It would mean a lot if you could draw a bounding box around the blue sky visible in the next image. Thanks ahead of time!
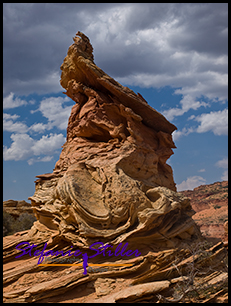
[3,3,228,200]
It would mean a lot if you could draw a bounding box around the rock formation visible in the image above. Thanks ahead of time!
[27,31,197,250]
[3,32,228,303]
[3,200,34,219]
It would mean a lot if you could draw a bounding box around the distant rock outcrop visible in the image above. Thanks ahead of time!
[3,200,34,219]
[3,32,227,303]
[3,200,36,237]
[181,181,228,242]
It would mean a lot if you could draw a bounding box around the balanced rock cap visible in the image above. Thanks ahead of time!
[60,31,177,134]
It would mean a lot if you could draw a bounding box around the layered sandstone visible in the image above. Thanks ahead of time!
[3,32,227,303]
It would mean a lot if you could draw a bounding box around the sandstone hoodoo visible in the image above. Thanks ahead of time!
[3,32,227,303]
[27,31,198,250]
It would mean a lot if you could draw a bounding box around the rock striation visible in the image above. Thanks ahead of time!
[3,32,228,303]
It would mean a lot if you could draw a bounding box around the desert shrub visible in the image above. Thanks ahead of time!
[3,211,36,236]
[3,210,14,236]
[156,241,219,303]
[12,213,36,233]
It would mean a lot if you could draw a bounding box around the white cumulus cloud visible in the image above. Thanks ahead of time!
[27,155,54,166]
[195,108,228,135]
[3,113,29,133]
[31,133,66,156]
[172,127,194,141]
[177,176,206,191]
[3,95,70,165]
[3,92,28,109]
[3,133,66,162]
[216,157,228,181]
[163,94,209,122]
[32,96,72,131]
[29,122,49,133]
[221,171,228,181]
[216,157,228,169]
[3,133,34,161]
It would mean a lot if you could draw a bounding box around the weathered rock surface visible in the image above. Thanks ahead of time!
[3,238,228,303]
[3,32,228,303]
[93,279,170,303]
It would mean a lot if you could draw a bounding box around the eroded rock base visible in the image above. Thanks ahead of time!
[3,233,227,303]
